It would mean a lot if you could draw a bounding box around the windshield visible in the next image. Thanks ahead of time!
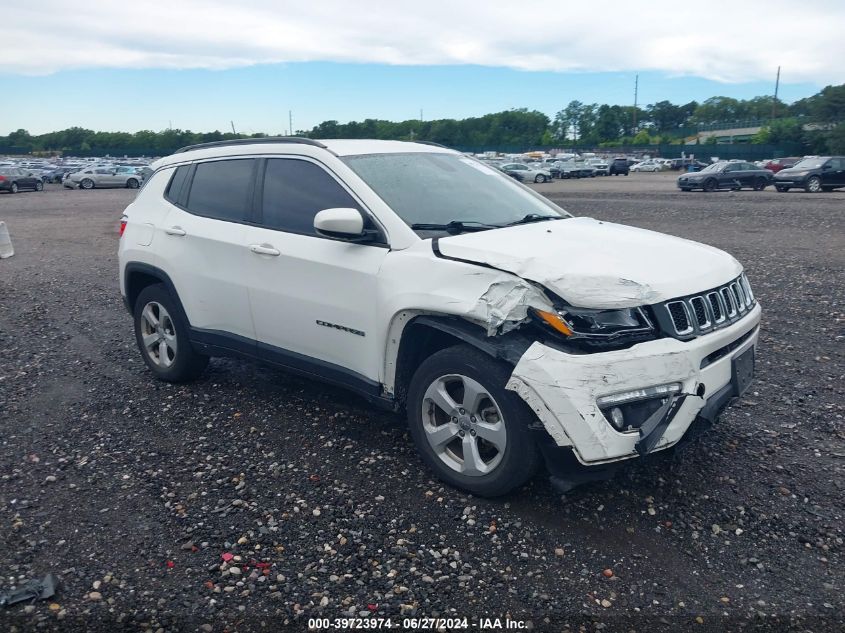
[792,157,826,169]
[700,162,723,173]
[341,152,569,228]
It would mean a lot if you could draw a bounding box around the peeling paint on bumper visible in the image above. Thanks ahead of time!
[506,304,761,464]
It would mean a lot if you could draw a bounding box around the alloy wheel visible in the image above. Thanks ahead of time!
[421,374,507,476]
[139,301,178,368]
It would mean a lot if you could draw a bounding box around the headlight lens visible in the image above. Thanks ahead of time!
[533,306,655,340]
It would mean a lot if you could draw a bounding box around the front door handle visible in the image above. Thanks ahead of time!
[249,244,281,256]
[164,226,187,236]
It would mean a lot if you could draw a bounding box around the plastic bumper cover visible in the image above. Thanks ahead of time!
[506,303,761,465]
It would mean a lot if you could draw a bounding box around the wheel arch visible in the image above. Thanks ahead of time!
[123,263,190,326]
[385,313,535,409]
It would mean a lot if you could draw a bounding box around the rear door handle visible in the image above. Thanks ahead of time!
[249,244,281,256]
[164,226,186,236]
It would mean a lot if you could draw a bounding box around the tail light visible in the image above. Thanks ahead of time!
[0,176,5,182]
[119,217,127,237]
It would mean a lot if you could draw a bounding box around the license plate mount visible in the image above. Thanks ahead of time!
[731,346,755,397]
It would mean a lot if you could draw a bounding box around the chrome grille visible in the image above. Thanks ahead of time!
[658,274,756,339]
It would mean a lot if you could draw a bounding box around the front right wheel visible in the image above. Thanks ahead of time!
[406,345,541,497]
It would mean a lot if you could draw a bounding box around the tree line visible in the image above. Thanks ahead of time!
[3,83,844,155]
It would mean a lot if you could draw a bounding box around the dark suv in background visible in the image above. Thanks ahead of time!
[608,157,630,176]
[774,156,845,192]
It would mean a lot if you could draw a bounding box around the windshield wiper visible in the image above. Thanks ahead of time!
[410,220,500,234]
[503,213,564,227]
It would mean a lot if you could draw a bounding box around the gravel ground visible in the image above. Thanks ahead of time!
[0,175,843,632]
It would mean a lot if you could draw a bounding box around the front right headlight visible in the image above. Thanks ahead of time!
[533,305,655,341]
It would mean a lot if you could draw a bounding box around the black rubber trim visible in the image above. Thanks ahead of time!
[635,394,687,456]
[123,263,185,318]
[411,315,534,366]
[189,327,393,408]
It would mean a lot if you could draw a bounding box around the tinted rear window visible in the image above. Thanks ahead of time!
[186,159,255,222]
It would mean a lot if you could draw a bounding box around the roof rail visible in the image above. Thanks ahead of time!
[174,136,328,154]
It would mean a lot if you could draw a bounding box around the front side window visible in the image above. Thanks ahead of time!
[186,159,255,223]
[260,159,360,235]
[342,152,567,228]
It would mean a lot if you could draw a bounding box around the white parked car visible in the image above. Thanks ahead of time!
[119,138,761,496]
[630,160,661,172]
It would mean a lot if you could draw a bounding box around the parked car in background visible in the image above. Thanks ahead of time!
[630,160,661,172]
[499,163,552,183]
[64,166,143,190]
[677,161,774,192]
[774,156,845,192]
[763,157,800,174]
[553,160,595,179]
[669,158,708,171]
[0,167,44,193]
[586,158,609,176]
[608,157,630,176]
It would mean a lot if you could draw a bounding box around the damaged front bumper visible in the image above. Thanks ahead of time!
[506,304,761,465]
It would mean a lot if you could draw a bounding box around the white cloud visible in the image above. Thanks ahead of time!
[2,0,843,84]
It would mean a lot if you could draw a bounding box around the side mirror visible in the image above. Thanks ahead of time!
[822,164,832,170]
[314,208,380,243]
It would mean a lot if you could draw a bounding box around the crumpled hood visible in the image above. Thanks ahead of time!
[436,217,742,309]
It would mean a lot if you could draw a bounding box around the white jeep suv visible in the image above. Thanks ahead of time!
[119,138,761,496]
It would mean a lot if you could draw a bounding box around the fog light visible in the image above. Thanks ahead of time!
[597,383,683,432]
[609,407,625,428]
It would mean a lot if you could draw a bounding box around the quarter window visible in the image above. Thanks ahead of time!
[260,159,360,235]
[165,165,190,205]
[186,159,255,223]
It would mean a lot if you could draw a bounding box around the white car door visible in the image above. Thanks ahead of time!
[241,157,389,387]
[153,159,257,344]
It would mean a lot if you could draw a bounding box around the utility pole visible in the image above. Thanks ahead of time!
[289,111,293,136]
[772,66,781,120]
[230,121,236,134]
[633,74,639,132]
[420,109,423,122]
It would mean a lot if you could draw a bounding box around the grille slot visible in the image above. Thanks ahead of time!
[721,287,737,317]
[707,292,724,323]
[667,301,692,335]
[690,297,710,329]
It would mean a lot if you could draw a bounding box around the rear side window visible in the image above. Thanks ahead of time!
[260,159,360,235]
[186,159,255,223]
[164,165,190,204]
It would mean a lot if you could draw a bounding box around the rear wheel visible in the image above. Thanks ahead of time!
[805,176,821,193]
[10,182,18,193]
[752,177,767,191]
[703,178,717,192]
[134,284,209,383]
[775,185,789,192]
[407,345,541,497]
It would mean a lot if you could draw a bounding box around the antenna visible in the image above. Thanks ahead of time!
[633,74,639,132]
[772,66,781,120]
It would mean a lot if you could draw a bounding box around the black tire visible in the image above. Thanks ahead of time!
[804,176,821,193]
[680,187,691,192]
[406,345,541,497]
[80,178,94,190]
[753,177,767,191]
[703,178,717,192]
[133,284,209,383]
[127,178,140,189]
[35,180,44,191]
[10,182,18,193]
[775,185,788,192]
[534,174,546,183]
